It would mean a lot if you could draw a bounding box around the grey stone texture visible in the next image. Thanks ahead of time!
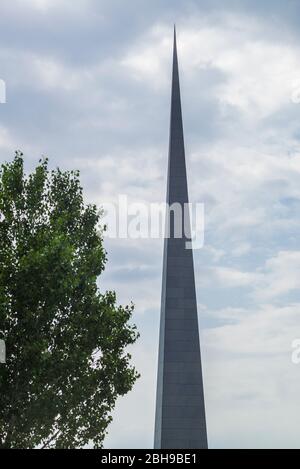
[154,28,208,450]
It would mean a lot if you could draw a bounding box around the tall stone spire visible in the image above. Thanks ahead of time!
[154,27,208,449]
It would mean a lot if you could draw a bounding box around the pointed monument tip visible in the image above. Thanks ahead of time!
[173,24,177,51]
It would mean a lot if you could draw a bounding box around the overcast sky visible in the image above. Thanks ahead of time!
[2,0,300,449]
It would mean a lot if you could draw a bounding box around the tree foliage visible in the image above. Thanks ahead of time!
[0,153,139,448]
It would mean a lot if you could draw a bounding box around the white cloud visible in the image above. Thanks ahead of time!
[0,126,38,158]
[232,242,252,257]
[254,251,300,301]
[205,250,300,302]
[24,0,59,10]
[204,245,226,262]
[203,302,300,448]
[0,126,13,150]
[32,56,86,91]
[212,266,258,288]
[214,39,300,118]
[18,0,89,13]
[121,25,172,90]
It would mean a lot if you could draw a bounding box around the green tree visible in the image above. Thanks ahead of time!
[0,153,139,449]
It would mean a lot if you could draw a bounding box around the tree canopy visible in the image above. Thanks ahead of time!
[0,153,139,448]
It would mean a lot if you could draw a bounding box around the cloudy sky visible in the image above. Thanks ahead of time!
[2,0,300,449]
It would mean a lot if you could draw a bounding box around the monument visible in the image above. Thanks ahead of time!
[154,27,208,449]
